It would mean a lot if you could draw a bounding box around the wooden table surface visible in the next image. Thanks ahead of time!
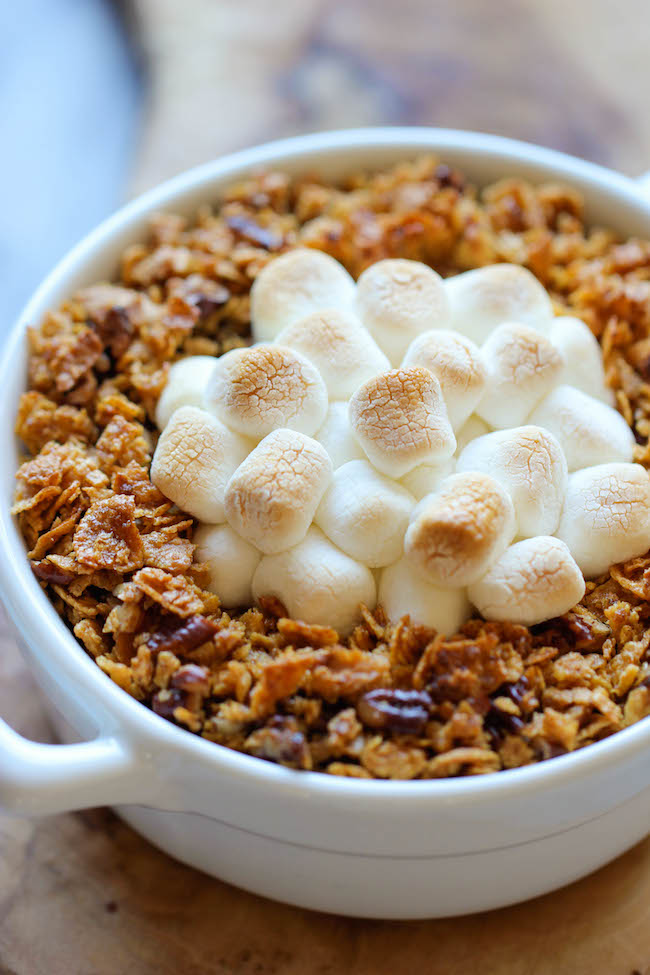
[5,0,650,971]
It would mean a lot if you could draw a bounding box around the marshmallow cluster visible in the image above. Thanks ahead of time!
[151,255,650,635]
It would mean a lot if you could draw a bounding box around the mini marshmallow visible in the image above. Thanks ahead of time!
[348,367,456,478]
[155,355,217,429]
[402,329,486,430]
[549,315,614,405]
[378,556,471,634]
[313,401,366,469]
[400,458,456,501]
[454,415,491,455]
[250,248,356,342]
[224,428,332,554]
[315,460,415,568]
[477,323,563,428]
[205,344,328,440]
[276,308,389,400]
[194,523,261,608]
[457,426,568,537]
[555,463,650,577]
[356,259,450,364]
[252,526,376,635]
[151,406,249,523]
[404,472,516,588]
[528,385,635,471]
[468,536,585,626]
[445,264,554,344]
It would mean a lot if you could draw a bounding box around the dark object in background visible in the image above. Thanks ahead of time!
[0,0,142,330]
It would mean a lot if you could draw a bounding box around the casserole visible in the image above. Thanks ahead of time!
[2,128,650,919]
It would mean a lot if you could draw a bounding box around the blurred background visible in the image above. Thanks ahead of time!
[3,0,650,328]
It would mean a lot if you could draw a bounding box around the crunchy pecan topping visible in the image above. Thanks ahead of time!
[152,688,186,722]
[357,688,432,735]
[132,566,204,617]
[94,307,134,359]
[171,663,211,695]
[15,391,95,453]
[31,559,76,586]
[276,617,339,648]
[74,495,144,572]
[257,594,288,618]
[244,716,311,769]
[226,214,283,251]
[167,274,230,319]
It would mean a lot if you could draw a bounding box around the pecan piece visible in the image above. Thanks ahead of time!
[152,688,185,721]
[357,688,432,735]
[171,663,211,695]
[244,716,311,769]
[31,559,76,586]
[147,615,219,656]
[226,214,283,251]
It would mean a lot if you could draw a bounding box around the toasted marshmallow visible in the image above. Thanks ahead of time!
[356,259,450,364]
[250,248,356,342]
[404,472,516,588]
[454,415,491,455]
[194,523,261,608]
[348,367,456,478]
[315,460,415,568]
[313,401,366,469]
[378,556,471,634]
[549,315,614,405]
[155,355,217,429]
[400,458,456,501]
[205,344,328,440]
[276,309,389,400]
[252,527,376,635]
[477,323,563,428]
[224,429,332,554]
[457,426,568,537]
[528,385,635,471]
[402,329,486,430]
[555,463,650,577]
[151,406,249,523]
[468,537,585,626]
[445,264,554,344]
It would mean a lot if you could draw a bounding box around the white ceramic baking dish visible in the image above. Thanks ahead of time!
[2,128,650,920]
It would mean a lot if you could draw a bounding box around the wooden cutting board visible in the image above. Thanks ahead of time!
[4,0,650,970]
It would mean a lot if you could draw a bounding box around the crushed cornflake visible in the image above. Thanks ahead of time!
[13,155,650,778]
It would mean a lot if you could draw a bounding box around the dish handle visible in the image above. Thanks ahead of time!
[0,718,154,816]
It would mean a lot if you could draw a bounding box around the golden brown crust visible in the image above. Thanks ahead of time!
[13,155,650,778]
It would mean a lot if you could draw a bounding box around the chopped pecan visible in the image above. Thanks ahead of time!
[357,688,432,735]
[31,559,76,586]
[167,274,230,319]
[152,688,186,721]
[226,214,283,251]
[146,615,219,656]
[244,716,311,769]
